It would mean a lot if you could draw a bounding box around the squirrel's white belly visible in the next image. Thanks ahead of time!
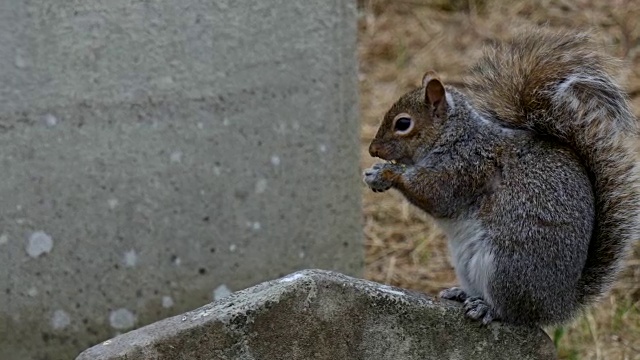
[436,218,494,304]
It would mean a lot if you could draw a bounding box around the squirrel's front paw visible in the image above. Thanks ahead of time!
[463,296,498,325]
[363,163,403,192]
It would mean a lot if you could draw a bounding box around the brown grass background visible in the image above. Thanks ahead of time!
[357,1,640,359]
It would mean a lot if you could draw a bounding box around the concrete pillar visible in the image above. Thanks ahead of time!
[0,1,360,358]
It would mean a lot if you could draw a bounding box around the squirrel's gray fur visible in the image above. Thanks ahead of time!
[363,29,640,326]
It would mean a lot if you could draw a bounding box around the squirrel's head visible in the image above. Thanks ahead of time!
[369,71,448,165]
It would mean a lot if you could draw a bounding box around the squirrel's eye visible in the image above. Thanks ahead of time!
[394,117,413,134]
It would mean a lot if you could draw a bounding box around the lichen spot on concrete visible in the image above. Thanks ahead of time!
[0,233,8,245]
[109,308,136,330]
[51,309,71,330]
[213,284,232,301]
[280,273,305,283]
[162,296,174,309]
[14,52,26,69]
[124,250,137,267]
[43,114,58,127]
[156,75,174,89]
[107,198,119,210]
[26,231,53,258]
[249,221,261,231]
[170,150,183,163]
[172,256,182,266]
[255,178,268,194]
[270,155,281,166]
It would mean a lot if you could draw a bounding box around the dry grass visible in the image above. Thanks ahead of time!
[358,1,640,359]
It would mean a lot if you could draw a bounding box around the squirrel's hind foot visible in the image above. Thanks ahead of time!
[464,296,497,325]
[439,287,469,302]
[440,289,497,324]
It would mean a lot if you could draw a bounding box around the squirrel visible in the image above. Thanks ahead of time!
[363,29,640,326]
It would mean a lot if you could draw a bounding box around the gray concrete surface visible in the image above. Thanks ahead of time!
[76,269,557,360]
[0,1,361,359]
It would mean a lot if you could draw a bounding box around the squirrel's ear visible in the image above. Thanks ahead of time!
[422,70,446,116]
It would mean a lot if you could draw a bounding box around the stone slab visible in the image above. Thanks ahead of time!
[77,269,557,360]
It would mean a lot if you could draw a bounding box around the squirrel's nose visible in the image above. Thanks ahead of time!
[369,142,381,158]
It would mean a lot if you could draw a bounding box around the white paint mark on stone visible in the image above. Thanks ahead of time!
[124,250,138,267]
[109,308,136,330]
[280,273,305,283]
[0,233,8,245]
[107,198,119,210]
[270,155,281,166]
[319,144,328,153]
[27,287,38,297]
[26,231,53,258]
[379,285,405,297]
[103,340,112,346]
[255,178,268,194]
[43,114,58,127]
[213,284,232,301]
[213,166,222,176]
[162,296,174,309]
[170,151,183,163]
[51,309,71,330]
[229,244,237,252]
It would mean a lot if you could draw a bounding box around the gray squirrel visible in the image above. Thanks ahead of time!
[363,29,640,326]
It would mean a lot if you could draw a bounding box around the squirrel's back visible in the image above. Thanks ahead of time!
[466,29,640,303]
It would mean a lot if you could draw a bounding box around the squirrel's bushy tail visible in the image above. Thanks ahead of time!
[467,29,640,304]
